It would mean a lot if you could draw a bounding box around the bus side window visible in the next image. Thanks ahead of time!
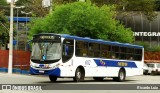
[62,39,74,63]
[76,41,88,57]
[101,44,110,58]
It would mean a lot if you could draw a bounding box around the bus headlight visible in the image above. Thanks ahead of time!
[51,63,60,69]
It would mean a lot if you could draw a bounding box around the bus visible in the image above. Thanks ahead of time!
[30,33,144,82]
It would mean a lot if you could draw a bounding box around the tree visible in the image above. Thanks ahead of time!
[52,0,157,20]
[0,0,9,47]
[14,0,157,20]
[15,0,50,17]
[91,0,157,21]
[0,0,7,5]
[29,1,134,43]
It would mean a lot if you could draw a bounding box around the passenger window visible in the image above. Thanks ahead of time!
[88,43,100,57]
[76,41,88,57]
[111,46,119,59]
[134,49,142,61]
[101,44,111,58]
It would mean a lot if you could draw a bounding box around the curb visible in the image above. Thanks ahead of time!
[0,68,29,74]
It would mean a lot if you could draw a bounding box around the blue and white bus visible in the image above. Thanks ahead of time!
[30,33,144,82]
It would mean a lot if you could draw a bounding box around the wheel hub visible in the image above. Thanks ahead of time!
[120,72,124,80]
[77,72,81,79]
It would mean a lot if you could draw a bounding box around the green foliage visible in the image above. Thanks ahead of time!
[149,46,160,52]
[0,0,9,45]
[15,0,49,17]
[28,18,47,39]
[29,1,134,43]
[0,0,7,5]
[135,41,150,51]
[54,0,156,21]
[124,0,156,21]
[135,41,160,52]
[0,11,9,45]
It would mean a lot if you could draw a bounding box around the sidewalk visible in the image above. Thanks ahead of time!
[0,72,48,84]
[0,68,29,74]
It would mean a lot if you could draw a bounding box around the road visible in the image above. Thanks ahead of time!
[0,73,160,93]
[0,73,160,84]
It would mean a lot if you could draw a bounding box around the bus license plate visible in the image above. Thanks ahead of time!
[39,70,44,73]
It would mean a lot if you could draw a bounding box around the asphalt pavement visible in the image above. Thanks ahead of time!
[0,73,160,93]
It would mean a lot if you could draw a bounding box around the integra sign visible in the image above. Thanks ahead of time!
[133,32,160,36]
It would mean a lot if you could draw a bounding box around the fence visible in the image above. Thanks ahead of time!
[144,52,160,63]
[0,50,31,70]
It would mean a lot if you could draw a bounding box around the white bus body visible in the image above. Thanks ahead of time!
[30,33,144,82]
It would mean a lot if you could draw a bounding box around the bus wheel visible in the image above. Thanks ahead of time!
[73,68,85,82]
[117,69,126,82]
[93,77,104,81]
[49,75,57,82]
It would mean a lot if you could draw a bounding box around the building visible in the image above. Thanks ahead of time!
[8,17,31,50]
[119,12,160,47]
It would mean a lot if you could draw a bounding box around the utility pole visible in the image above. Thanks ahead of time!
[8,0,14,74]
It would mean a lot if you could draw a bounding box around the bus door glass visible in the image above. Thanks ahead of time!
[62,39,74,63]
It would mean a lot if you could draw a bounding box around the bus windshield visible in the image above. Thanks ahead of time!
[31,42,61,60]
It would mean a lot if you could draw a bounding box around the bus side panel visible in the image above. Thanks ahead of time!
[124,61,143,76]
[59,57,143,77]
[59,66,76,77]
[72,57,98,76]
[92,67,119,77]
[70,57,121,77]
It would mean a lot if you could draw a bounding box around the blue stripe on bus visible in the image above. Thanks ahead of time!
[94,59,137,68]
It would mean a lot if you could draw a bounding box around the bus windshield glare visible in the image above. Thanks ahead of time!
[31,42,61,60]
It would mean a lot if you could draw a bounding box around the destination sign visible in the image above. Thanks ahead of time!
[32,34,61,42]
[40,36,55,39]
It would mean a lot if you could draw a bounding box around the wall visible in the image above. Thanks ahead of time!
[0,50,31,70]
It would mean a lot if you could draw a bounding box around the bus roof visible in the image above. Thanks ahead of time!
[60,34,143,49]
[33,33,143,49]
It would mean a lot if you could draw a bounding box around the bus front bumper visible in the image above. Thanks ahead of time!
[29,67,61,76]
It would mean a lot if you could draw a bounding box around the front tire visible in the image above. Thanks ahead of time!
[73,68,85,82]
[49,75,57,82]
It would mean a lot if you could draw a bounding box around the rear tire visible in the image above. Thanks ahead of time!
[113,69,126,82]
[73,68,85,82]
[49,75,57,82]
[117,69,126,82]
